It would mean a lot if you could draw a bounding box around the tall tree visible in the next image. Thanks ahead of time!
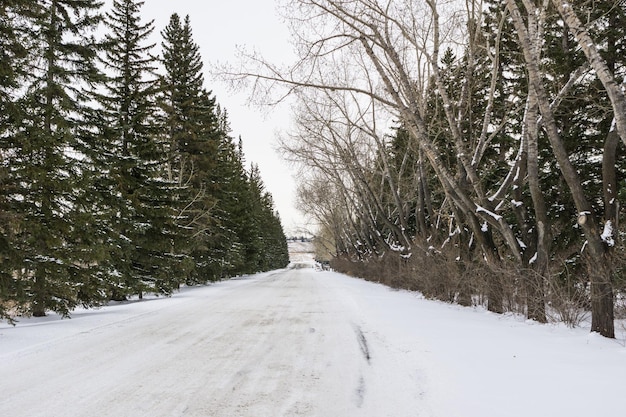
[244,164,268,272]
[208,128,250,278]
[2,0,104,317]
[94,0,177,299]
[248,168,290,271]
[177,90,221,284]
[504,0,618,337]
[0,0,41,320]
[159,13,219,283]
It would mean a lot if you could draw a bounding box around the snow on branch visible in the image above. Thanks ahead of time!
[476,205,503,222]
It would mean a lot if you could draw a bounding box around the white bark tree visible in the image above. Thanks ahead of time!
[505,0,615,337]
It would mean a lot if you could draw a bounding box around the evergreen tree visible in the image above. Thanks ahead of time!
[159,13,207,194]
[255,188,290,271]
[177,90,221,284]
[206,125,249,278]
[0,0,40,320]
[267,211,290,269]
[159,13,220,283]
[95,0,176,299]
[2,0,104,317]
[243,164,267,272]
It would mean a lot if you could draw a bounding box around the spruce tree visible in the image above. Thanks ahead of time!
[159,13,220,283]
[95,0,177,299]
[179,90,221,283]
[206,121,249,278]
[0,0,40,320]
[3,0,104,317]
[245,163,291,273]
[242,164,265,272]
[267,211,290,270]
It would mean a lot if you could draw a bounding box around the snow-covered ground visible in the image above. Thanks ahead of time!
[1,266,625,416]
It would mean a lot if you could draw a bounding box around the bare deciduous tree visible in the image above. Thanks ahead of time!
[216,0,624,336]
[505,0,615,337]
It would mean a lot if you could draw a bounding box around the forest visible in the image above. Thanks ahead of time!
[0,0,290,322]
[228,0,626,338]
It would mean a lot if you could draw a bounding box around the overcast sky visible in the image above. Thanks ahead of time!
[104,0,308,235]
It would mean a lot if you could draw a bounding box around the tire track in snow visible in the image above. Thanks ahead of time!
[354,325,371,363]
[352,325,371,408]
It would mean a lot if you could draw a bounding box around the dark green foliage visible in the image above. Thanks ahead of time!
[249,169,290,271]
[0,3,289,321]
[158,13,220,283]
[0,1,38,321]
[158,13,289,281]
[0,0,104,317]
[93,0,179,300]
[202,126,252,278]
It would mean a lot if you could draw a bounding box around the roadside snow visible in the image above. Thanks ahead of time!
[1,268,624,417]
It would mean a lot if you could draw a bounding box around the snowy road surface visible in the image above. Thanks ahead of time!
[1,266,625,417]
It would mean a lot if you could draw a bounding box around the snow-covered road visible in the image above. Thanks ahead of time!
[1,266,624,417]
[0,268,448,416]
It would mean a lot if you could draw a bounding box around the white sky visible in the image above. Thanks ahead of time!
[107,0,309,235]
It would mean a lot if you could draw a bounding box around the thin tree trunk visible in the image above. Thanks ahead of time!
[524,87,548,323]
[603,128,619,235]
[452,209,473,307]
[524,75,551,323]
[32,270,47,317]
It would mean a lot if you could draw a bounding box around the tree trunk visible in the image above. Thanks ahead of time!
[603,126,620,243]
[507,0,614,337]
[464,211,503,313]
[454,210,473,307]
[524,89,548,323]
[32,272,47,317]
[588,256,615,338]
